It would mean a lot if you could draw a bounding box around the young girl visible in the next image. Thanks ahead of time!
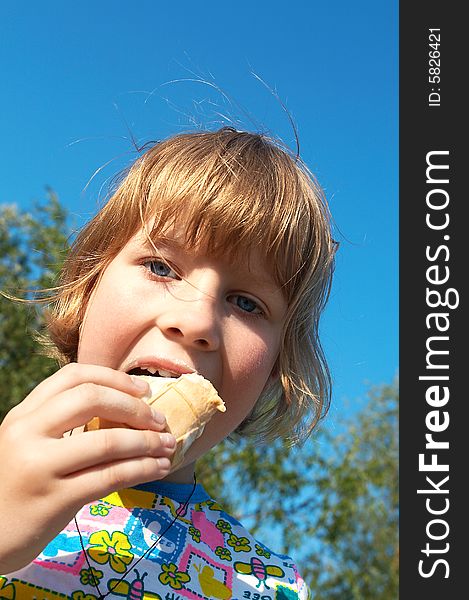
[0,127,335,599]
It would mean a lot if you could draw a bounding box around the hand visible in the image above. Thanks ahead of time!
[0,363,176,574]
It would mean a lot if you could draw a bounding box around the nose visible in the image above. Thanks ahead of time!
[156,293,222,350]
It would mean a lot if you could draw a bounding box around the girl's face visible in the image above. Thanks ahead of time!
[77,225,287,481]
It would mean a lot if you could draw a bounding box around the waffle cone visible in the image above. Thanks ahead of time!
[85,373,225,468]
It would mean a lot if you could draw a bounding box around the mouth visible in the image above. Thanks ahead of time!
[127,366,180,378]
[124,357,197,380]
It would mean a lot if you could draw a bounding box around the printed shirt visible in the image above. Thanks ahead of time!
[1,480,310,600]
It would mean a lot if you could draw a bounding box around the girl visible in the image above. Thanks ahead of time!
[0,127,335,599]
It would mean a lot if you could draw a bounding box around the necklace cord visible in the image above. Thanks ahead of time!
[74,472,198,599]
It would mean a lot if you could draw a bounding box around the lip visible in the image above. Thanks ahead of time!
[122,356,198,377]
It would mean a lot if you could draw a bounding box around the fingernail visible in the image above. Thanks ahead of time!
[131,375,150,395]
[151,408,166,425]
[160,432,176,448]
[157,457,172,470]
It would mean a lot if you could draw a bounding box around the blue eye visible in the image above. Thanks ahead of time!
[231,295,262,315]
[145,260,178,279]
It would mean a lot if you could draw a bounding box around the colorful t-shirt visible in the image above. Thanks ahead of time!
[1,480,310,599]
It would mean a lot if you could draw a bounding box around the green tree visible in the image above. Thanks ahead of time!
[0,191,70,420]
[0,195,398,598]
[197,379,399,598]
[303,380,399,598]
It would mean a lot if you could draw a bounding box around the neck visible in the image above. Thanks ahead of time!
[161,461,196,484]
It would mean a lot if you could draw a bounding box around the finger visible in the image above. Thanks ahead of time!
[39,383,166,436]
[53,429,176,476]
[15,363,150,416]
[64,455,175,504]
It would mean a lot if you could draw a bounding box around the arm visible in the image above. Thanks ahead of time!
[0,363,176,574]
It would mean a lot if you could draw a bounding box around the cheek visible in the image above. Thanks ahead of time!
[225,334,278,395]
[235,344,270,378]
[77,278,135,364]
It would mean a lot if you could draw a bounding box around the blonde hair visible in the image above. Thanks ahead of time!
[46,127,336,444]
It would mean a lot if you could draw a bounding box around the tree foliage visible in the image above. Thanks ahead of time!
[199,380,399,599]
[0,191,69,420]
[0,195,398,597]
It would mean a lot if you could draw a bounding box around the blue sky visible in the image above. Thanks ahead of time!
[0,1,398,425]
